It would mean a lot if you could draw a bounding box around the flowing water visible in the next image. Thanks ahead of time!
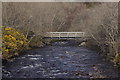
[2,41,119,78]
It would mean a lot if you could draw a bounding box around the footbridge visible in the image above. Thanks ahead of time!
[44,32,85,39]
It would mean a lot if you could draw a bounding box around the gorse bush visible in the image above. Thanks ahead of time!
[2,27,28,59]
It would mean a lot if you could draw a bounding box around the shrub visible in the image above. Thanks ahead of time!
[2,27,28,59]
[114,53,120,67]
[29,35,44,48]
[113,43,120,67]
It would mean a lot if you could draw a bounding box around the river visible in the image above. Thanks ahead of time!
[2,41,119,78]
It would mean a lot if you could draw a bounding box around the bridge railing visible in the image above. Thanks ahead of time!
[45,32,85,38]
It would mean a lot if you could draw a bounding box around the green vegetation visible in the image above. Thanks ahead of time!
[114,53,120,67]
[113,43,120,67]
[29,35,45,48]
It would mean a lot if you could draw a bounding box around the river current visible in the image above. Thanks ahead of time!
[2,41,119,78]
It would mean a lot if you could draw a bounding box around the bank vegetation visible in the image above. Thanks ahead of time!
[1,2,120,66]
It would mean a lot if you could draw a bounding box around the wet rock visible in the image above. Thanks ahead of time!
[93,66,98,71]
[79,42,86,46]
[36,71,41,74]
[89,72,93,77]
[29,58,40,60]
[16,69,21,73]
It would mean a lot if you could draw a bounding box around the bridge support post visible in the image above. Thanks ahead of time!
[50,32,53,40]
[59,33,61,40]
[75,33,77,40]
[82,32,85,41]
[67,33,69,40]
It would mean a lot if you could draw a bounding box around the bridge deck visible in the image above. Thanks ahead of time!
[45,32,85,38]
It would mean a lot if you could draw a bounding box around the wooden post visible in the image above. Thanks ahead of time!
[59,33,61,39]
[75,33,77,38]
[51,32,53,38]
[67,32,69,39]
[83,32,84,38]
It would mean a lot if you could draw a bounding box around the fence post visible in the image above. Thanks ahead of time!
[75,33,77,37]
[51,32,53,38]
[83,32,84,38]
[59,33,61,39]
[67,32,68,39]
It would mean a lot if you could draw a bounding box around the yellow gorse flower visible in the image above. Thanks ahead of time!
[2,27,28,59]
[6,42,17,47]
[3,35,16,42]
[5,27,12,31]
[2,47,9,53]
[5,49,9,53]
[20,41,24,45]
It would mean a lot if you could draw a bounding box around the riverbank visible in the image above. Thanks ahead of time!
[84,39,120,69]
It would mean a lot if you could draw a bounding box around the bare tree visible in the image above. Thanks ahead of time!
[84,3,118,57]
[2,2,119,58]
